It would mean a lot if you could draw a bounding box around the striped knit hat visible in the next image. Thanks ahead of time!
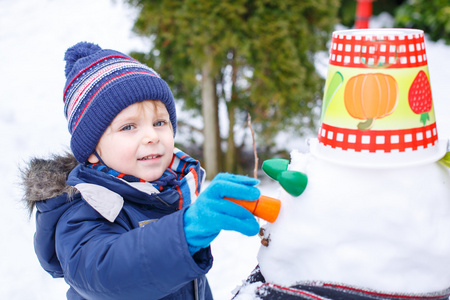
[63,42,176,163]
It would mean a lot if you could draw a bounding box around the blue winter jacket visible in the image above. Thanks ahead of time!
[25,154,214,299]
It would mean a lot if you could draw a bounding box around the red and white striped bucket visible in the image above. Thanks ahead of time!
[311,28,448,168]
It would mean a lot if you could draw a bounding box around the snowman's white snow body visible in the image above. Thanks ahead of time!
[257,147,450,293]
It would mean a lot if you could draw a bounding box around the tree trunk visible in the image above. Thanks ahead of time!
[215,89,223,173]
[225,104,236,173]
[201,52,220,180]
[225,51,238,173]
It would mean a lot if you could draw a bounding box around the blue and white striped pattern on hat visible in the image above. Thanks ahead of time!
[62,42,177,163]
[64,55,160,133]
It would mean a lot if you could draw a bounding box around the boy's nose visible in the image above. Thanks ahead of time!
[141,127,160,144]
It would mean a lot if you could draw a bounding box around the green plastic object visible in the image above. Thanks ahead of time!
[278,170,308,197]
[262,158,289,180]
[262,158,308,197]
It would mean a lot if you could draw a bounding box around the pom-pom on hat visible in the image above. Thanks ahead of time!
[63,42,176,163]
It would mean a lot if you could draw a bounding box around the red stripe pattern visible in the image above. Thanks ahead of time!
[329,30,427,69]
[318,122,438,153]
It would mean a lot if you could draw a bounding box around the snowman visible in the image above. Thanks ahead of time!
[235,29,450,299]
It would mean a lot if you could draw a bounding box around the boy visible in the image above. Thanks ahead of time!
[22,42,260,299]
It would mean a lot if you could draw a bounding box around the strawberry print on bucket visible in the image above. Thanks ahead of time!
[409,70,433,126]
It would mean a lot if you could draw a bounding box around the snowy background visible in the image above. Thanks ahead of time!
[1,1,449,299]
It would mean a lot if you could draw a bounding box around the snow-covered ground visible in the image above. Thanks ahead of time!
[1,1,448,299]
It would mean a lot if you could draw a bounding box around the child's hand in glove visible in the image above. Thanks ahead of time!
[183,173,261,255]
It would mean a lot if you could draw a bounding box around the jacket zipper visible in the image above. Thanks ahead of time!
[154,194,173,207]
[194,278,199,300]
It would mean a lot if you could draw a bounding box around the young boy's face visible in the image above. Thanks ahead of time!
[88,100,174,182]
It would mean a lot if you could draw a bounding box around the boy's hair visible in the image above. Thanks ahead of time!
[134,101,173,129]
[63,42,177,163]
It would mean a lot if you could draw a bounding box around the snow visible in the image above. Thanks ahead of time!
[1,1,449,299]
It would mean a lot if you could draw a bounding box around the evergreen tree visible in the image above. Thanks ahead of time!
[394,0,450,45]
[125,0,339,178]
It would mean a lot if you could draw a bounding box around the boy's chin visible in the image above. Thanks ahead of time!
[137,169,166,182]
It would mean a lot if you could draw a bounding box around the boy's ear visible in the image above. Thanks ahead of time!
[87,153,99,164]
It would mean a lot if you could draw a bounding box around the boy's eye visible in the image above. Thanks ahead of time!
[154,120,167,127]
[120,124,135,131]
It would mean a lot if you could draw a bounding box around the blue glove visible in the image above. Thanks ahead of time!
[183,173,261,255]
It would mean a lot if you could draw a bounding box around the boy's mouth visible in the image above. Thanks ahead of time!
[138,154,161,161]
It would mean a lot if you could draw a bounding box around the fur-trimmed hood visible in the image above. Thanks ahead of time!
[20,153,79,214]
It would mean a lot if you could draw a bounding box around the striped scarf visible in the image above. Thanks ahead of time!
[86,148,204,208]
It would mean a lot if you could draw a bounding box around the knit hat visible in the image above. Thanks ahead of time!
[63,42,177,163]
